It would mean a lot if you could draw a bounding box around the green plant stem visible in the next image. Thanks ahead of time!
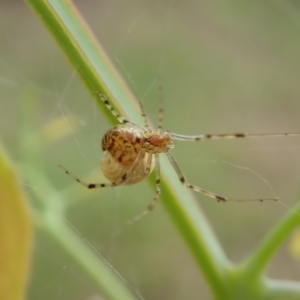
[265,279,300,300]
[25,0,230,298]
[34,210,140,300]
[243,201,300,278]
[26,0,139,125]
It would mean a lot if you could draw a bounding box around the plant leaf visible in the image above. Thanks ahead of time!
[0,145,32,300]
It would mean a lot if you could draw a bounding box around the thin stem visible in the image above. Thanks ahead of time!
[243,201,300,277]
[34,211,141,300]
[265,278,300,300]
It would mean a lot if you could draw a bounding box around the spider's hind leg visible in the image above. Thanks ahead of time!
[127,153,161,224]
[58,165,115,189]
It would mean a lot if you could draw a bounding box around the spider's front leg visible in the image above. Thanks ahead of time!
[165,152,277,203]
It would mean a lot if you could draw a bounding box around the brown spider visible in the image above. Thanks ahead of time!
[59,92,300,222]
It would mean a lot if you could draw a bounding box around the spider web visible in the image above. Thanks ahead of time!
[1,0,300,299]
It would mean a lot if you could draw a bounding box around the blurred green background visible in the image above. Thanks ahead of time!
[1,0,300,299]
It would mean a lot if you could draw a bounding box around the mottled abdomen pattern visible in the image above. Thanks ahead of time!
[100,124,154,185]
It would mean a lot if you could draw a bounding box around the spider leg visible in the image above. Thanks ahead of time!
[59,148,147,189]
[157,77,163,130]
[138,100,150,129]
[139,78,164,131]
[172,132,300,141]
[165,152,277,202]
[95,92,130,125]
[128,153,161,224]
[58,165,114,189]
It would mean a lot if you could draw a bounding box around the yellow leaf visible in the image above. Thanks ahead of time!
[289,229,300,260]
[0,146,32,300]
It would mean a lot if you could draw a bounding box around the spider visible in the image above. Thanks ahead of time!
[59,92,300,223]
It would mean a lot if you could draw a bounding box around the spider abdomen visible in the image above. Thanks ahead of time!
[100,150,154,185]
[102,124,145,165]
[101,124,154,185]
